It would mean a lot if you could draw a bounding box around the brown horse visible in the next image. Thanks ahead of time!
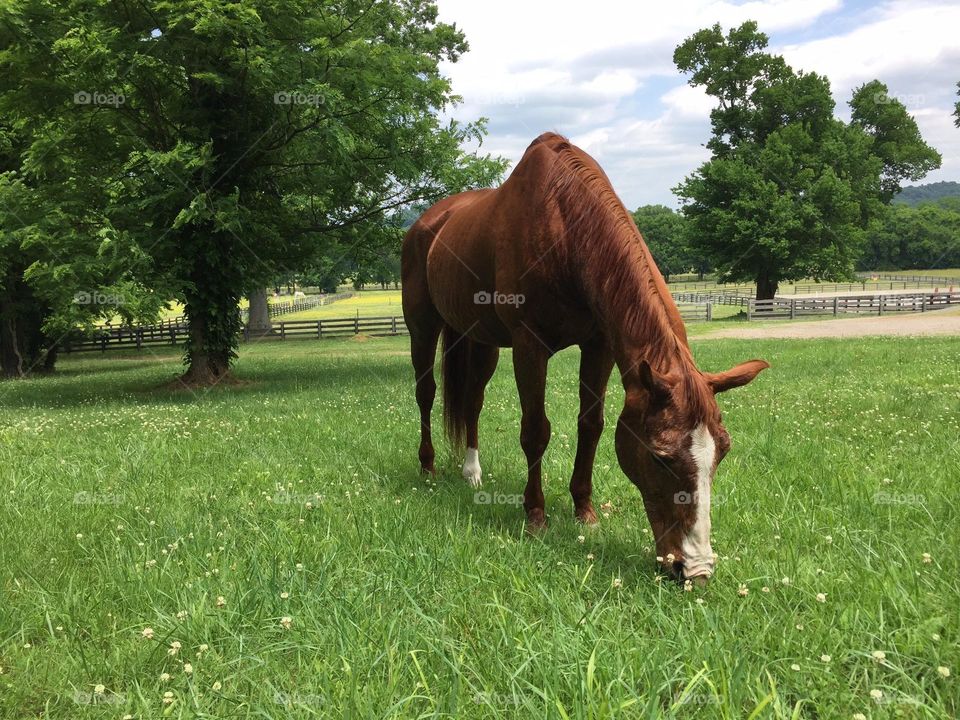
[401,132,768,582]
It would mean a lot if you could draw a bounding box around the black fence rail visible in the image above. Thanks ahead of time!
[747,291,960,320]
[855,272,959,289]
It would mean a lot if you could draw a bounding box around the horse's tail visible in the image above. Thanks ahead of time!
[440,324,472,450]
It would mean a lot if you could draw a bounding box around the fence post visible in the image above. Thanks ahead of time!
[790,299,796,320]
[354,316,360,335]
[878,297,884,316]
[317,321,322,339]
[392,316,398,333]
[706,302,713,322]
[747,300,753,321]
[833,297,838,316]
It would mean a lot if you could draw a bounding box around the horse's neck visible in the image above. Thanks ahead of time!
[574,222,689,379]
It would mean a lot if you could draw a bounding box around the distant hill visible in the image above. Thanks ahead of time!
[894,181,960,206]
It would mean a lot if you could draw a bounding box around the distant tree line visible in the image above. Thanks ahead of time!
[636,191,960,282]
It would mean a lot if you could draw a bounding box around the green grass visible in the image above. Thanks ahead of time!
[282,289,403,320]
[1,335,958,718]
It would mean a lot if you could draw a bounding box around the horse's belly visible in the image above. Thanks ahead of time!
[425,226,511,346]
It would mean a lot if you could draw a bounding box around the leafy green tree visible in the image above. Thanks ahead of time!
[0,21,165,379]
[850,80,941,202]
[6,0,504,384]
[631,205,690,282]
[673,22,940,300]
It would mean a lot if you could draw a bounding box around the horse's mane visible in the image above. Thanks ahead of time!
[532,133,713,419]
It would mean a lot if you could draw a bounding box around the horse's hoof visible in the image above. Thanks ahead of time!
[462,470,482,488]
[419,464,436,476]
[575,506,599,526]
[525,510,547,534]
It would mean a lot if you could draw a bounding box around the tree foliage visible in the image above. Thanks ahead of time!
[2,0,505,382]
[673,22,941,300]
[860,200,960,271]
[632,205,690,282]
[849,80,942,202]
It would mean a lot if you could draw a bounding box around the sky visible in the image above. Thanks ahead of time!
[435,0,960,209]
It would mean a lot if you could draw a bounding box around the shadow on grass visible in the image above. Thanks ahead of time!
[0,340,414,411]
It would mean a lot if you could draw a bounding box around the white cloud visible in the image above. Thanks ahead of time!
[438,0,959,208]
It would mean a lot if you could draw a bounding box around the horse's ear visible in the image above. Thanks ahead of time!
[638,359,671,401]
[705,359,769,394]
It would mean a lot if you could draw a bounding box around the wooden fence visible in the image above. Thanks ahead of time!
[855,272,959,289]
[63,302,715,353]
[673,290,752,307]
[61,290,958,352]
[747,291,960,320]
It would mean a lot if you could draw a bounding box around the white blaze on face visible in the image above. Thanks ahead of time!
[462,447,482,488]
[681,423,716,578]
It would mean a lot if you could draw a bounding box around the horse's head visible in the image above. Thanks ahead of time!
[615,358,768,583]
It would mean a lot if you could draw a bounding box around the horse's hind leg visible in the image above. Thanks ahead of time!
[512,329,551,530]
[570,340,614,524]
[409,319,442,474]
[459,343,499,488]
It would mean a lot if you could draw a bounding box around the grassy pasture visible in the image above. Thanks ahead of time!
[0,335,957,718]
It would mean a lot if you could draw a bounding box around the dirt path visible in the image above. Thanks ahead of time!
[703,308,960,340]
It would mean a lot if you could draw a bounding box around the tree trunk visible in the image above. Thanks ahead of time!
[179,313,233,386]
[178,232,242,387]
[755,271,779,301]
[0,272,55,378]
[245,288,273,336]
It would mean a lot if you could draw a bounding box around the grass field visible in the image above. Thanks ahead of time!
[281,290,404,321]
[1,335,957,718]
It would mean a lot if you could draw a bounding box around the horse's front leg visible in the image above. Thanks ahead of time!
[570,340,615,524]
[512,330,551,531]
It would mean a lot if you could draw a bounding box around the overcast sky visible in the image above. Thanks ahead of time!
[435,0,960,209]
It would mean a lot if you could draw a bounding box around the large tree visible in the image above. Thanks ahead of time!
[5,0,504,385]
[673,22,941,300]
